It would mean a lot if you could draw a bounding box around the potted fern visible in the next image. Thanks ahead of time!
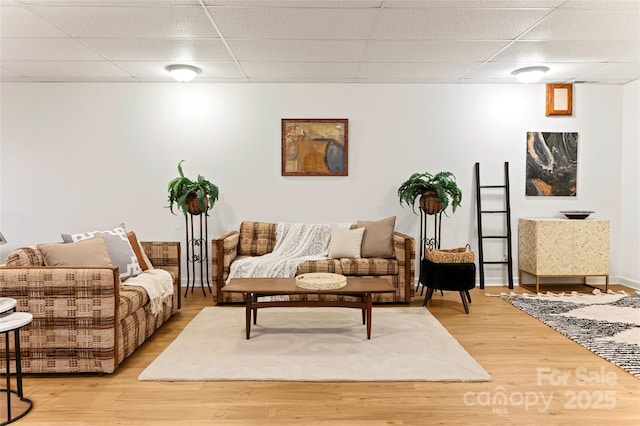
[167,160,219,216]
[398,171,462,215]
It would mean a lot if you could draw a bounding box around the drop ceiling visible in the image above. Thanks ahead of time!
[1,0,639,84]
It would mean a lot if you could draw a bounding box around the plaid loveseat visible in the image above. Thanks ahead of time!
[0,241,180,374]
[212,221,415,304]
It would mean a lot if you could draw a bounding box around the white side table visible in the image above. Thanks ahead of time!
[0,297,33,425]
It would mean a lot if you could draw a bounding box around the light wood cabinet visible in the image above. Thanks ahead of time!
[518,218,609,292]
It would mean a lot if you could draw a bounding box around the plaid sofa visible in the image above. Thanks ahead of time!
[212,221,415,304]
[0,241,180,374]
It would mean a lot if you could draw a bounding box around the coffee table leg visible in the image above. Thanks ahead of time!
[253,294,258,325]
[366,293,372,339]
[245,293,252,339]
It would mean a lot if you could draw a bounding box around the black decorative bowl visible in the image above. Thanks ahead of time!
[560,210,594,220]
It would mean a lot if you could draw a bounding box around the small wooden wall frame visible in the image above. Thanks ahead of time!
[546,83,573,116]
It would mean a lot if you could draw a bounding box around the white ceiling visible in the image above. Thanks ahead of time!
[1,0,639,84]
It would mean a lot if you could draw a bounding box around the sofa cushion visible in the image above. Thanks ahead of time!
[119,286,149,321]
[328,227,365,259]
[38,235,113,267]
[297,259,343,274]
[339,258,399,276]
[356,216,396,258]
[238,221,277,256]
[5,247,46,267]
[62,224,142,281]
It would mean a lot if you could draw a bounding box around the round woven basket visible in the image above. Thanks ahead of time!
[295,273,347,290]
[420,192,443,215]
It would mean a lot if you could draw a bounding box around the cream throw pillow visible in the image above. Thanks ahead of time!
[38,235,113,267]
[356,216,396,258]
[328,227,365,259]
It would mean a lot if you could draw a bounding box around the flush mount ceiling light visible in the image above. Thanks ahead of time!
[165,64,202,82]
[511,66,550,83]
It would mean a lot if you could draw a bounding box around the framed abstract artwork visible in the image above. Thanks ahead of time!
[526,131,578,196]
[281,118,348,176]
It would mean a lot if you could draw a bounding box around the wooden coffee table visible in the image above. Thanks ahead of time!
[222,277,395,339]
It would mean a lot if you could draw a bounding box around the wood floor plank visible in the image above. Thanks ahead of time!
[8,285,640,425]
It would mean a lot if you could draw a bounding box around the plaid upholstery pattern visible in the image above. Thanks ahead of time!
[0,241,180,374]
[238,221,277,256]
[212,222,415,304]
[339,258,399,275]
[296,259,342,274]
[5,246,45,267]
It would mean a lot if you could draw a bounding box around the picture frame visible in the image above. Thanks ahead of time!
[546,84,573,116]
[281,118,348,176]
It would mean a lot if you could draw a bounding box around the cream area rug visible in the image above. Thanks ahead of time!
[139,307,491,382]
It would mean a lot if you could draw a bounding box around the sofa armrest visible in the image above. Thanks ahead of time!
[393,231,416,300]
[140,241,181,310]
[0,266,121,373]
[211,231,240,303]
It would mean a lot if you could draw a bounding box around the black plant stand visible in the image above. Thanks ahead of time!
[184,213,211,297]
[417,210,442,293]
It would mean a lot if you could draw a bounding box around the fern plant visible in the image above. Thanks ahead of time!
[397,171,462,215]
[167,160,219,216]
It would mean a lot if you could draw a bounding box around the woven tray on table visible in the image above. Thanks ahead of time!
[425,246,475,263]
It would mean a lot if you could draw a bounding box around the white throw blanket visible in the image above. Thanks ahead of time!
[227,222,350,281]
[124,269,174,316]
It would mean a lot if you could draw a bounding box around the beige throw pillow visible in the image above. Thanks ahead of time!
[38,235,113,267]
[356,216,396,258]
[328,227,365,259]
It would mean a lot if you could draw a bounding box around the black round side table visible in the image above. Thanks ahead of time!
[0,297,33,425]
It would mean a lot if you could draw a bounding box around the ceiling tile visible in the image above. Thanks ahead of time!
[205,0,381,6]
[0,60,133,79]
[470,61,605,82]
[358,62,479,80]
[612,49,640,62]
[493,40,640,63]
[240,61,359,80]
[364,40,509,62]
[373,8,550,40]
[560,0,640,10]
[208,6,378,39]
[1,38,105,60]
[31,5,218,38]
[228,39,367,62]
[83,38,232,61]
[381,1,563,7]
[523,8,640,41]
[0,5,69,37]
[115,60,244,80]
[575,62,640,82]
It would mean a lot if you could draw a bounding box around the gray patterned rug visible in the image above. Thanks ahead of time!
[501,291,640,379]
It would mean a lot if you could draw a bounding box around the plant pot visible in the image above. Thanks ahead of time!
[186,193,208,215]
[420,191,442,215]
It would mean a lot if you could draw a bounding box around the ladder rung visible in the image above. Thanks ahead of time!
[479,185,506,189]
[483,261,509,265]
[480,210,507,213]
[482,236,508,239]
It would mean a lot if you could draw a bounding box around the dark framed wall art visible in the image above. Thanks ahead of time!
[281,118,348,176]
[526,131,578,196]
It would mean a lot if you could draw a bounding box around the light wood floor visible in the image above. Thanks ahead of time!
[10,284,640,425]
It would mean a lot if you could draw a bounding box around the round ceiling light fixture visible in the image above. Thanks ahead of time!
[511,66,550,83]
[165,64,202,82]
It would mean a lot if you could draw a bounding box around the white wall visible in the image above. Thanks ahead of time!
[1,82,635,287]
[619,80,640,287]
